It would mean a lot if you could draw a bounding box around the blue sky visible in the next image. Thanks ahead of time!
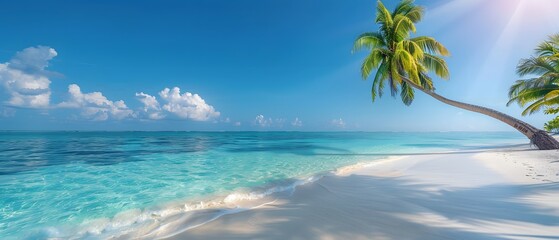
[1,0,558,131]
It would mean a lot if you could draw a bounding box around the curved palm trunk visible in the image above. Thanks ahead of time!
[401,77,559,150]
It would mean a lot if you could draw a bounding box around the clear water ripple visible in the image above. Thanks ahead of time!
[0,131,526,239]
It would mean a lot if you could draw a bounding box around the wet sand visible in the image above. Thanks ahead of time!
[163,146,559,239]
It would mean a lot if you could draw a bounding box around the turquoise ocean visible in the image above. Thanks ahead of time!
[0,131,527,239]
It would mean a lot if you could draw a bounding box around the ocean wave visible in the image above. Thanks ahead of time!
[24,157,404,240]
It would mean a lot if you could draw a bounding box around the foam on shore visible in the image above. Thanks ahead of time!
[166,145,559,240]
[25,144,558,240]
[25,156,408,239]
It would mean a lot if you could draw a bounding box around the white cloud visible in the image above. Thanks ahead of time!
[160,87,220,121]
[0,46,222,124]
[0,46,57,108]
[255,114,272,127]
[135,87,220,121]
[8,46,58,75]
[59,84,134,121]
[291,117,303,127]
[254,114,287,128]
[135,92,165,120]
[234,121,241,126]
[331,118,346,128]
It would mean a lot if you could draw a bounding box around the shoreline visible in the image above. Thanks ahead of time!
[160,144,559,240]
[20,141,558,239]
[49,157,400,239]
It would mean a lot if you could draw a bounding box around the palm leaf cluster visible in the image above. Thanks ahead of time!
[353,0,450,105]
[508,34,559,115]
[544,116,559,133]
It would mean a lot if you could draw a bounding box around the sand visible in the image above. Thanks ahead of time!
[153,145,559,239]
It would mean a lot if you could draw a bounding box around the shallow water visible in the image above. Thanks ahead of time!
[0,131,526,239]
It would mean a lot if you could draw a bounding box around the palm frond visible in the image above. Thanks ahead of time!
[544,107,559,115]
[541,71,559,80]
[507,86,559,106]
[393,0,414,17]
[422,53,449,79]
[400,81,415,105]
[516,57,557,76]
[402,5,424,23]
[394,48,420,84]
[411,36,450,56]
[544,89,559,101]
[536,34,559,57]
[401,40,424,60]
[393,14,416,41]
[536,41,558,57]
[508,78,558,98]
[388,75,398,97]
[361,48,386,79]
[548,34,559,45]
[371,61,389,101]
[521,98,548,115]
[393,0,424,23]
[376,1,394,28]
[390,56,402,86]
[353,32,385,52]
[419,72,434,91]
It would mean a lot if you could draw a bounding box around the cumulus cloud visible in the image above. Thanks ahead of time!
[135,92,165,120]
[0,46,222,124]
[8,46,58,75]
[59,84,134,121]
[135,87,220,121]
[159,87,220,121]
[331,118,346,128]
[0,46,57,108]
[291,117,303,127]
[254,114,271,127]
[254,114,287,128]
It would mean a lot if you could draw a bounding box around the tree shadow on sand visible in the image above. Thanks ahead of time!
[176,175,559,240]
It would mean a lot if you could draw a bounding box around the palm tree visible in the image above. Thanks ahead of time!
[508,34,559,115]
[353,0,559,150]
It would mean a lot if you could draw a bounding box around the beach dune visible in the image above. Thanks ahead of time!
[163,147,559,240]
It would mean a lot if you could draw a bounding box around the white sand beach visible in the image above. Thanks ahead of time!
[160,144,559,240]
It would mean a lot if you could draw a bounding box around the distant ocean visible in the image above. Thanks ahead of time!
[0,131,526,239]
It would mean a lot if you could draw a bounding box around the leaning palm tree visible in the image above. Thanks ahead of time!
[508,34,559,115]
[354,0,559,150]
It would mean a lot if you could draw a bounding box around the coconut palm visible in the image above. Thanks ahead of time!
[353,0,559,150]
[507,34,559,115]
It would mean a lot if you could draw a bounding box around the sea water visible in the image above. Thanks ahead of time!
[0,131,526,239]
